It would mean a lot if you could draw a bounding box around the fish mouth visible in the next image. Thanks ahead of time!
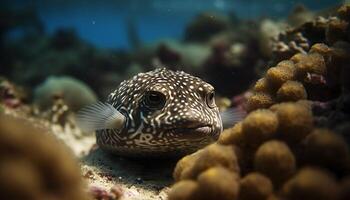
[171,125,214,136]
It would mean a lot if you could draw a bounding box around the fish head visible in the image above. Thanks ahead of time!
[100,68,223,156]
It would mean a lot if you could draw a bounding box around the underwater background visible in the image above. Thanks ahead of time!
[1,0,346,99]
[1,0,350,200]
[3,0,344,49]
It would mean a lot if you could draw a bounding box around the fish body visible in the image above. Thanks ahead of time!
[78,68,242,157]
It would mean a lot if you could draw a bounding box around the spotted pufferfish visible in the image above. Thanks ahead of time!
[77,68,244,157]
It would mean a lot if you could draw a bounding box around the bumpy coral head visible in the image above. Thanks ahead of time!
[95,68,223,157]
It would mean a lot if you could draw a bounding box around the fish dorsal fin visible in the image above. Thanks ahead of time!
[220,107,246,129]
[76,101,126,132]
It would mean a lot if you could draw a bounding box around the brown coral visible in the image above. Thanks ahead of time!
[271,31,309,62]
[302,129,350,175]
[253,78,275,94]
[266,61,296,88]
[197,167,239,200]
[170,6,350,200]
[309,43,332,56]
[293,53,327,78]
[281,167,339,200]
[217,122,244,145]
[271,102,313,144]
[276,80,307,101]
[167,180,200,200]
[247,92,275,112]
[241,109,278,148]
[248,43,331,111]
[174,143,239,181]
[169,167,239,200]
[239,172,273,200]
[0,114,91,200]
[326,17,349,44]
[254,140,296,188]
[173,150,202,181]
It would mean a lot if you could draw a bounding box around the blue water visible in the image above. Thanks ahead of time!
[3,0,343,49]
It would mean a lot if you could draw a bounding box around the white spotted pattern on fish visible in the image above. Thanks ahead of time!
[96,68,223,157]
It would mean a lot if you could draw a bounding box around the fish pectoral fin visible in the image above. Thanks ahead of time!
[220,107,246,129]
[76,101,126,132]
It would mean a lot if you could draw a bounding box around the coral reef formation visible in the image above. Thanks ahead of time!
[247,45,328,112]
[170,166,239,200]
[271,4,350,65]
[0,114,91,200]
[34,76,97,111]
[169,101,349,199]
[238,172,273,200]
[168,5,350,200]
[2,3,350,200]
[281,167,339,200]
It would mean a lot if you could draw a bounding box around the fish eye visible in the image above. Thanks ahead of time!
[144,91,166,110]
[206,91,216,108]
